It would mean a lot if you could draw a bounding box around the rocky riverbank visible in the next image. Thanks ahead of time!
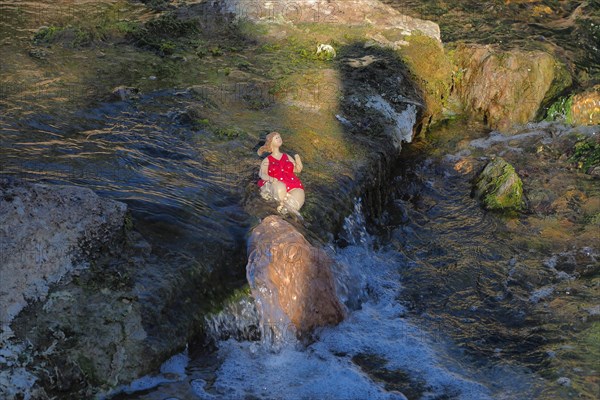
[384,120,599,399]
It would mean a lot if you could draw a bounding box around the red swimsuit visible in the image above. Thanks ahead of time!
[258,154,304,192]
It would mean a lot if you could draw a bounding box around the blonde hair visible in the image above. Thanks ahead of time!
[257,132,279,156]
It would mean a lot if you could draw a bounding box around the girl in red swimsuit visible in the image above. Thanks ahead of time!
[257,132,305,214]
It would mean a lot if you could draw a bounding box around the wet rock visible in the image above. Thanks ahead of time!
[14,287,151,393]
[352,353,423,399]
[585,305,600,317]
[338,46,424,147]
[219,0,449,131]
[246,216,345,341]
[571,85,600,126]
[0,178,127,325]
[454,44,572,131]
[529,286,555,304]
[473,157,524,210]
[507,262,553,289]
[110,86,140,101]
[545,248,600,278]
[0,175,246,397]
[395,33,453,128]
[557,376,572,387]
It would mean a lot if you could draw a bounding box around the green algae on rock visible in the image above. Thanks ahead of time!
[569,137,600,175]
[396,33,453,130]
[473,157,524,211]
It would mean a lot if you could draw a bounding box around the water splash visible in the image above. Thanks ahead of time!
[111,194,540,400]
[203,295,260,343]
[341,197,372,247]
[364,95,418,148]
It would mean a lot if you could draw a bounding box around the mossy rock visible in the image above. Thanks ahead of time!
[396,33,453,129]
[545,95,574,124]
[454,44,572,130]
[473,157,524,210]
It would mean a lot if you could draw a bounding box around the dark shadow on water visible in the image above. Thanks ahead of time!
[328,42,427,241]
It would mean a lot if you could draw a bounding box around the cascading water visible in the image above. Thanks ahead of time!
[111,196,542,400]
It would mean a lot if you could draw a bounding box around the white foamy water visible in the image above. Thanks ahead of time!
[188,200,537,400]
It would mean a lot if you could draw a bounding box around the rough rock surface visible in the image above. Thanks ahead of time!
[220,0,441,41]
[247,215,345,341]
[0,176,227,397]
[0,178,127,325]
[473,157,524,210]
[454,44,571,131]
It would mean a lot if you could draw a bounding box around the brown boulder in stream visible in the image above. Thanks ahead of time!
[247,216,345,341]
[454,44,571,131]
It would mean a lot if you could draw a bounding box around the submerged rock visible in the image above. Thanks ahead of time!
[246,216,345,342]
[110,86,140,102]
[473,157,524,210]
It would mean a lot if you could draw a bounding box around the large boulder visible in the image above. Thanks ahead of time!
[0,178,127,325]
[246,215,345,342]
[473,157,524,211]
[1,174,248,398]
[219,0,441,41]
[454,44,571,131]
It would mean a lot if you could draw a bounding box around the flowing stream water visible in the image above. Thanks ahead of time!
[99,120,598,400]
[106,195,547,400]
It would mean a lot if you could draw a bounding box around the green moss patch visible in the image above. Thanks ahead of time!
[127,13,200,55]
[569,138,600,173]
[545,95,574,123]
[31,1,149,48]
[473,157,524,211]
[398,33,453,122]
